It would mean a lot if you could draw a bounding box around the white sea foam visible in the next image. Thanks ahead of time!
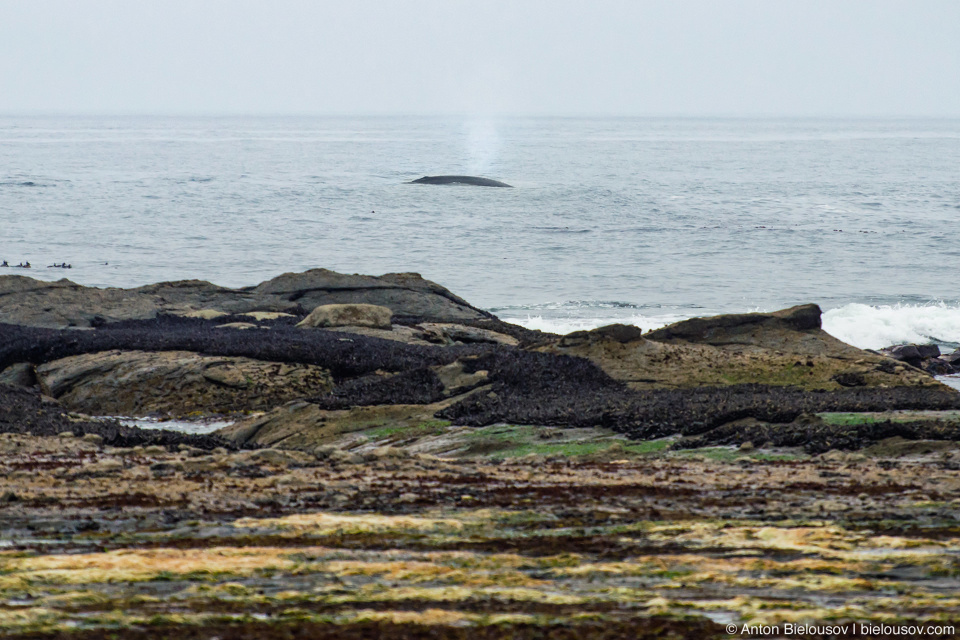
[505,313,696,337]
[822,303,960,350]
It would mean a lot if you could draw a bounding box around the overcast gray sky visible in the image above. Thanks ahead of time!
[1,0,958,116]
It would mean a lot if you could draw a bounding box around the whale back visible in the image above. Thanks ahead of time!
[409,175,513,188]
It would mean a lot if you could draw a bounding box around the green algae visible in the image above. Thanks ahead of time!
[366,420,452,441]
[820,410,960,426]
[459,425,671,459]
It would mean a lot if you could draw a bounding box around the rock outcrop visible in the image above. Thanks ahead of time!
[250,270,486,322]
[645,304,823,342]
[881,343,958,375]
[0,269,490,329]
[35,351,333,417]
[2,271,959,454]
[539,305,934,391]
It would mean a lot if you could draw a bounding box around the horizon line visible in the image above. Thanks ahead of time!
[2,111,960,120]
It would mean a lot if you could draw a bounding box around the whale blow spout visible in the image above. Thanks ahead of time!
[409,175,512,188]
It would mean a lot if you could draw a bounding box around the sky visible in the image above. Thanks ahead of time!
[1,0,958,117]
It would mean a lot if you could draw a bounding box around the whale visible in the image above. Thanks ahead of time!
[408,175,512,188]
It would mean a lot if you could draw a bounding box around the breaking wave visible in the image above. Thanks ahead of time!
[822,303,960,350]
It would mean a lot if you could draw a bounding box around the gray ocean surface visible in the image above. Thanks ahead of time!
[2,116,959,349]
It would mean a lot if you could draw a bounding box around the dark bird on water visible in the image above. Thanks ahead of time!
[408,175,512,188]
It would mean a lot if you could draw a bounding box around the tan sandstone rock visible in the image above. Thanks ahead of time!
[297,303,393,330]
[175,309,229,320]
[214,322,261,330]
[538,305,943,391]
[239,311,294,321]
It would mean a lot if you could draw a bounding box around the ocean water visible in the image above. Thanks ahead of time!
[2,116,959,350]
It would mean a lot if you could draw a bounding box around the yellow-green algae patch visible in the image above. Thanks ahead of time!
[323,559,544,588]
[0,547,300,587]
[332,585,587,606]
[643,521,954,560]
[232,512,466,535]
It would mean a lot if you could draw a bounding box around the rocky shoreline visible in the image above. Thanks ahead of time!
[2,271,960,454]
[2,270,960,638]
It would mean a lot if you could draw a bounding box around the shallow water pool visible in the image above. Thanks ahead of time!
[108,417,234,435]
[938,375,960,392]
